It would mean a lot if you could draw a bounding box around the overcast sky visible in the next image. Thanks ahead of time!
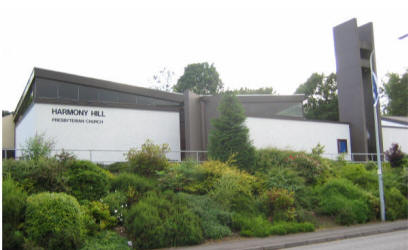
[1,0,407,111]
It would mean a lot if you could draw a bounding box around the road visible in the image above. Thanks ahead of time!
[286,230,408,250]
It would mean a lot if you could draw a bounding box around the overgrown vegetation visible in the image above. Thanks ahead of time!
[2,132,407,249]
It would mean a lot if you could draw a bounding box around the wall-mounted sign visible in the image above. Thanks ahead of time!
[51,107,106,124]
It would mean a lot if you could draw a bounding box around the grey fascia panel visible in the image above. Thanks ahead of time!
[382,117,408,126]
[33,68,184,103]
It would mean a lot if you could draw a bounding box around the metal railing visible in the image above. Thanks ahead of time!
[2,148,386,164]
[2,148,208,164]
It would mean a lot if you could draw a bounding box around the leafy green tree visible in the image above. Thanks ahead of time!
[381,71,408,116]
[295,73,338,121]
[208,92,256,172]
[173,62,223,94]
[21,133,55,162]
[229,87,276,95]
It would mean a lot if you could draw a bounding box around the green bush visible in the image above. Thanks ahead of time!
[268,221,315,235]
[111,172,155,204]
[3,178,27,250]
[383,167,408,198]
[2,158,68,194]
[210,170,256,210]
[262,168,305,192]
[316,178,374,225]
[385,187,408,220]
[126,139,170,176]
[231,213,314,237]
[125,191,203,249]
[67,160,112,201]
[233,214,273,237]
[82,201,117,233]
[81,231,130,250]
[264,188,296,222]
[104,161,130,173]
[25,192,85,249]
[255,149,328,184]
[255,148,295,172]
[287,153,327,185]
[101,191,128,224]
[337,163,377,191]
[178,193,232,239]
[158,161,208,194]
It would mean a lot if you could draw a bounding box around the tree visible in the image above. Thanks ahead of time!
[208,92,256,172]
[2,110,12,117]
[21,133,55,162]
[381,71,408,116]
[229,87,277,95]
[150,67,176,92]
[295,73,338,121]
[173,62,223,94]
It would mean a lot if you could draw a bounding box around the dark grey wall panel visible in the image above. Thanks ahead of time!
[333,18,383,159]
[183,90,203,151]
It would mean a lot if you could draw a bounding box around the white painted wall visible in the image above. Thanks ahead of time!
[15,103,181,162]
[15,105,37,157]
[246,117,351,160]
[381,120,408,128]
[382,127,408,153]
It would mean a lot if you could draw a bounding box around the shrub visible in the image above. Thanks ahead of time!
[255,148,295,172]
[3,178,27,250]
[66,160,111,201]
[126,139,170,176]
[81,231,130,250]
[101,191,128,224]
[210,169,256,210]
[316,178,374,225]
[158,161,207,194]
[231,212,314,237]
[385,143,405,167]
[178,193,232,239]
[208,92,256,173]
[25,192,85,249]
[124,191,203,249]
[262,168,305,192]
[111,173,155,204]
[264,188,296,222]
[2,158,68,194]
[204,160,256,193]
[385,188,408,220]
[82,201,117,233]
[104,161,130,173]
[286,153,327,185]
[268,221,315,235]
[232,213,273,237]
[21,133,54,161]
[337,163,377,191]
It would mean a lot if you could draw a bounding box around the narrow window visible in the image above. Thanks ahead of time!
[337,139,348,153]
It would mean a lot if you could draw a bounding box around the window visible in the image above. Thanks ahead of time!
[59,82,78,100]
[36,79,58,98]
[79,86,98,102]
[337,139,348,153]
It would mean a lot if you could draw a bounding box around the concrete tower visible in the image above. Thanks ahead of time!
[333,18,383,160]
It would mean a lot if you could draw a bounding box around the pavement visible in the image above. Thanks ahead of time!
[167,220,408,250]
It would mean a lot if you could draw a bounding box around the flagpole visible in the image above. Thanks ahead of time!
[370,51,386,222]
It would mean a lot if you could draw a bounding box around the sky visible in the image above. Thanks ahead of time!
[1,0,407,111]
